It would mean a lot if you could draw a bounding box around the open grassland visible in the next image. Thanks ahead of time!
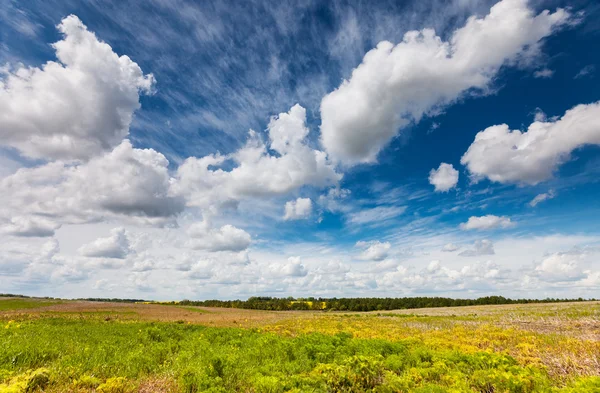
[0,298,599,392]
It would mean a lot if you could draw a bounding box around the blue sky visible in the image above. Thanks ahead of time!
[0,0,599,300]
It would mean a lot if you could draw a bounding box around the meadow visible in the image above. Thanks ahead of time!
[0,298,598,392]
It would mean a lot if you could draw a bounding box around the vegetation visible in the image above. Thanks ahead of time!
[0,298,61,311]
[0,298,598,392]
[171,296,594,312]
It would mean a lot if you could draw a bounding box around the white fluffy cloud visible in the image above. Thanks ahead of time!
[460,215,514,231]
[269,256,308,277]
[429,163,459,192]
[0,15,154,161]
[78,227,131,259]
[320,0,570,164]
[283,198,313,220]
[187,221,251,252]
[534,251,588,282]
[174,105,341,210]
[461,101,600,185]
[357,241,391,261]
[0,140,184,227]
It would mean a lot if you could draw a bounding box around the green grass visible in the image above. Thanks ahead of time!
[0,317,598,392]
[0,299,61,312]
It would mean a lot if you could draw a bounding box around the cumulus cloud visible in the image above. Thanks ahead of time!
[0,15,155,161]
[283,198,313,220]
[459,239,495,256]
[534,251,587,282]
[441,243,459,252]
[357,241,391,261]
[0,140,185,227]
[460,215,514,231]
[187,220,251,252]
[429,163,459,192]
[78,227,131,259]
[1,216,60,237]
[269,256,308,277]
[320,0,570,164]
[461,101,600,185]
[173,104,341,210]
[530,190,556,207]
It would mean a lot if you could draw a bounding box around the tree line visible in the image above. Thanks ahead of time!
[2,294,594,311]
[167,296,593,312]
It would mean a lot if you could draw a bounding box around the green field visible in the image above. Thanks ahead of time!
[0,299,599,392]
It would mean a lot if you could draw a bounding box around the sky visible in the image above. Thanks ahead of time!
[0,0,599,300]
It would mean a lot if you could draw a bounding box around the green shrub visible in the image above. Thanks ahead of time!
[73,375,101,389]
[96,377,133,393]
[0,368,49,393]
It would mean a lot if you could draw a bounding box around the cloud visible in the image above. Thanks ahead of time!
[283,198,312,220]
[0,15,154,161]
[529,190,556,207]
[187,221,251,252]
[459,239,495,257]
[429,163,459,192]
[534,251,587,282]
[78,227,131,259]
[427,260,441,272]
[461,101,600,185]
[0,140,185,227]
[269,256,308,277]
[533,68,554,78]
[574,65,595,79]
[319,0,570,164]
[318,188,351,214]
[460,215,514,231]
[174,104,341,210]
[441,243,459,252]
[533,108,548,122]
[1,216,60,237]
[356,240,391,261]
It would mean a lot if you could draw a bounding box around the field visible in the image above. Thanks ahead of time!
[1,298,599,392]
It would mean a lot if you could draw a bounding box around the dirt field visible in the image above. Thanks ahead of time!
[3,297,599,340]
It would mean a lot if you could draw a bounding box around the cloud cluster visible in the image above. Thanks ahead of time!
[461,101,600,185]
[0,15,155,161]
[0,140,185,227]
[173,104,341,210]
[320,0,570,164]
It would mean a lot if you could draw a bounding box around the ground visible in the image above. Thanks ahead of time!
[1,298,599,392]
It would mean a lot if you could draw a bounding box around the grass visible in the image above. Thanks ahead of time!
[0,298,61,312]
[0,299,598,392]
